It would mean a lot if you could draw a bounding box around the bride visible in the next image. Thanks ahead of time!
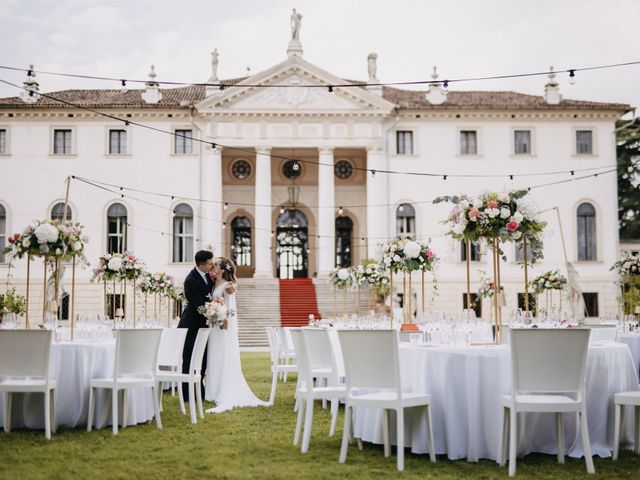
[204,257,268,413]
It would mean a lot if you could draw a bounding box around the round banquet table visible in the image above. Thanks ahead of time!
[353,342,640,461]
[0,341,155,431]
[617,332,640,376]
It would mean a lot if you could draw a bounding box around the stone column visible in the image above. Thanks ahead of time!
[366,146,388,259]
[200,145,222,253]
[254,147,273,278]
[317,147,335,277]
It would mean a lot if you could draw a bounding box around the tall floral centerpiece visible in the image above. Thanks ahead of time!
[92,253,125,319]
[380,238,438,329]
[611,252,640,314]
[436,190,546,342]
[4,219,88,332]
[137,272,173,321]
[530,270,567,312]
[329,267,354,316]
[355,261,390,314]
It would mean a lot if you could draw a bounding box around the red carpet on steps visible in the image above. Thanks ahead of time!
[279,279,322,327]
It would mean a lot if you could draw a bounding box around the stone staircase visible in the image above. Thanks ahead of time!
[313,279,372,319]
[235,278,281,348]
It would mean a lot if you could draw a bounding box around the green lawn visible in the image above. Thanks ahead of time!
[0,353,639,479]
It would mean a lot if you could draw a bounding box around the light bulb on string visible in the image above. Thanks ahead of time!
[338,206,344,216]
[279,207,285,214]
[292,161,300,171]
[120,80,128,94]
[568,69,576,85]
[223,202,229,210]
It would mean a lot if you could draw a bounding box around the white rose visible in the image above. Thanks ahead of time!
[393,254,401,263]
[382,244,389,253]
[472,198,483,209]
[73,241,82,251]
[403,241,421,259]
[512,211,524,223]
[500,207,511,219]
[365,268,372,274]
[34,223,59,244]
[108,257,123,271]
[459,200,470,210]
[384,257,392,266]
[22,238,30,248]
[390,244,397,252]
[485,208,500,218]
[337,268,350,281]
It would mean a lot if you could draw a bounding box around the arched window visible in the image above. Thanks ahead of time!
[396,203,415,238]
[0,204,5,263]
[335,216,353,268]
[172,203,193,263]
[577,202,596,261]
[107,203,127,254]
[51,202,72,222]
[231,216,252,266]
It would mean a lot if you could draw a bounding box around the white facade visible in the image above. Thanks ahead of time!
[0,53,630,320]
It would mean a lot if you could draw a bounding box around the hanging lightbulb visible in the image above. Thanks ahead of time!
[223,202,229,210]
[120,80,128,94]
[279,207,285,214]
[292,161,300,171]
[337,206,344,216]
[568,69,576,85]
[222,222,226,229]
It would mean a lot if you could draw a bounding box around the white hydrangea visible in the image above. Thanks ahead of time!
[403,241,421,259]
[459,200,470,210]
[337,268,350,281]
[108,257,123,271]
[34,223,59,244]
[515,197,536,219]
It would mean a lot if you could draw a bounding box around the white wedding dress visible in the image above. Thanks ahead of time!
[204,281,268,413]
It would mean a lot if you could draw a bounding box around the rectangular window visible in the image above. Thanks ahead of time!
[461,240,480,262]
[58,293,70,320]
[174,129,193,154]
[172,216,193,262]
[515,242,534,263]
[109,129,127,155]
[0,129,6,154]
[583,292,599,317]
[396,130,413,155]
[460,130,477,155]
[53,129,72,155]
[517,293,537,315]
[106,294,125,320]
[462,293,482,319]
[514,130,531,154]
[0,213,5,263]
[107,217,127,254]
[576,130,593,155]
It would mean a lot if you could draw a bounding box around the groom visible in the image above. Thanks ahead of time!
[178,250,236,400]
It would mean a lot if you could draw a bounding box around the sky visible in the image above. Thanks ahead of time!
[1,0,639,112]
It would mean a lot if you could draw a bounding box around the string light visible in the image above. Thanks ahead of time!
[327,85,334,93]
[338,206,344,216]
[279,207,285,214]
[443,80,449,88]
[292,161,300,171]
[223,202,229,210]
[120,80,127,94]
[568,69,576,85]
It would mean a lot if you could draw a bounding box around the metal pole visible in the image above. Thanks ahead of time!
[42,259,47,323]
[71,256,76,341]
[133,278,137,327]
[523,237,530,313]
[25,255,31,329]
[421,269,426,314]
[465,239,471,312]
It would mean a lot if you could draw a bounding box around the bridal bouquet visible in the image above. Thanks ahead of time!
[530,270,567,294]
[198,299,234,328]
[380,238,438,273]
[435,190,546,262]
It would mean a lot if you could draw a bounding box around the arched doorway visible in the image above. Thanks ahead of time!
[335,215,353,268]
[276,209,308,279]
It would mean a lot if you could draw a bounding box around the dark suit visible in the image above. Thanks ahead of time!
[178,267,213,400]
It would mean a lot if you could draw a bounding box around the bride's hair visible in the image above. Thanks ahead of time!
[217,257,237,283]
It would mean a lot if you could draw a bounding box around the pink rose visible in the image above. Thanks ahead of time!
[488,200,498,209]
[507,221,519,232]
[427,250,434,259]
[468,208,480,220]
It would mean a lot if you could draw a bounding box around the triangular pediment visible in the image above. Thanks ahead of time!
[196,56,394,115]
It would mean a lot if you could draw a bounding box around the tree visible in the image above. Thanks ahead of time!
[616,118,640,240]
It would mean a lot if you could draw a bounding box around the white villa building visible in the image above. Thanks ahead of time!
[0,30,631,329]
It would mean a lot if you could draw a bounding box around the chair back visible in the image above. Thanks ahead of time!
[114,329,163,377]
[0,330,53,379]
[265,327,279,364]
[290,329,312,386]
[326,329,345,379]
[157,328,188,368]
[188,328,211,375]
[588,325,617,343]
[276,327,294,354]
[302,328,333,370]
[338,330,401,391]
[510,328,590,396]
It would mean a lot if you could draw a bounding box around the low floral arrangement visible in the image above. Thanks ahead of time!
[198,299,234,328]
[120,254,147,280]
[91,253,125,282]
[530,270,567,294]
[329,267,354,289]
[611,252,640,278]
[434,190,546,263]
[4,220,88,262]
[354,262,390,288]
[138,272,175,296]
[0,288,27,315]
[380,238,438,273]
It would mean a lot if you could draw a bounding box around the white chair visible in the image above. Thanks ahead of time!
[613,390,640,460]
[337,329,436,471]
[157,328,188,411]
[588,325,617,343]
[290,328,346,453]
[266,327,298,406]
[0,330,56,440]
[156,328,210,424]
[498,328,594,476]
[275,327,296,382]
[87,329,163,435]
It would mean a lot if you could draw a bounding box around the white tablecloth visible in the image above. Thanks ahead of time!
[354,343,639,461]
[617,332,640,376]
[0,341,155,430]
